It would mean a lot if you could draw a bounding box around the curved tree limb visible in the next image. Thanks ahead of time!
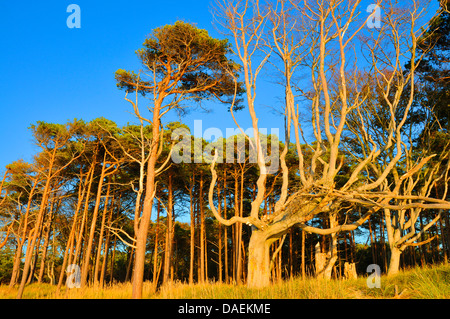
[209,152,265,229]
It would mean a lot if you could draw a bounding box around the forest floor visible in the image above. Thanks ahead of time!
[1,263,449,299]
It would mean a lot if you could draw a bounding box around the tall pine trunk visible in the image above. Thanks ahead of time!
[163,174,174,285]
[188,174,195,284]
[17,149,56,299]
[81,153,107,288]
[132,102,161,299]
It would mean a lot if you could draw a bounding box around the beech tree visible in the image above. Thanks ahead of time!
[210,0,450,288]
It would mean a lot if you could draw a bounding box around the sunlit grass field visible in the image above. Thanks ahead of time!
[1,263,449,299]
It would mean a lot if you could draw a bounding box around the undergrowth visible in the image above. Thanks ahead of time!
[1,263,449,299]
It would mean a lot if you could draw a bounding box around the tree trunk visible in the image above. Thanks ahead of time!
[199,172,205,283]
[99,193,114,288]
[188,174,195,284]
[152,199,161,290]
[81,153,108,288]
[163,174,174,285]
[301,230,306,279]
[247,230,272,289]
[132,115,160,299]
[344,262,357,280]
[217,180,223,283]
[94,177,111,288]
[223,170,229,283]
[56,167,91,293]
[37,204,54,283]
[9,181,37,288]
[388,246,402,276]
[289,229,293,279]
[17,149,56,299]
[315,242,327,279]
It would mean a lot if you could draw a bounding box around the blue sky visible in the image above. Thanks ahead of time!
[0,0,285,171]
[0,0,441,172]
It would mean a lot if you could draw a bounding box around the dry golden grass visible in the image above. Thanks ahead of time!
[1,263,449,299]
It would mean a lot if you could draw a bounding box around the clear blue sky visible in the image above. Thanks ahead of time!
[0,0,287,172]
[0,0,440,172]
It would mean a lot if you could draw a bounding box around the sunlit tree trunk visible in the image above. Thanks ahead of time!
[163,174,174,285]
[152,199,161,290]
[17,148,57,299]
[223,170,229,283]
[37,197,56,283]
[199,172,205,283]
[93,177,112,287]
[9,181,38,288]
[99,192,115,288]
[188,173,195,284]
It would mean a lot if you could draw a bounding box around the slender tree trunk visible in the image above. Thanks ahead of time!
[74,159,96,267]
[199,172,205,283]
[381,219,388,272]
[189,174,195,284]
[17,149,57,299]
[445,212,450,263]
[163,174,174,285]
[56,165,93,293]
[152,199,161,290]
[217,179,223,283]
[439,218,448,263]
[132,102,161,299]
[369,217,376,265]
[236,168,245,283]
[289,228,293,279]
[94,177,111,287]
[301,230,306,279]
[81,153,108,288]
[233,169,240,284]
[223,170,229,284]
[37,199,55,283]
[9,181,38,288]
[110,237,117,284]
[9,239,24,287]
[125,247,134,282]
[100,193,115,288]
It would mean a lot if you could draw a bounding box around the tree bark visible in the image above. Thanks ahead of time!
[37,199,55,283]
[99,193,115,288]
[247,230,272,289]
[301,230,306,279]
[94,177,112,287]
[199,172,205,283]
[163,174,174,285]
[188,173,195,284]
[9,181,38,288]
[223,170,229,283]
[17,149,57,299]
[152,199,161,290]
[81,153,108,288]
[56,167,90,293]
[132,101,161,299]
[388,246,402,276]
